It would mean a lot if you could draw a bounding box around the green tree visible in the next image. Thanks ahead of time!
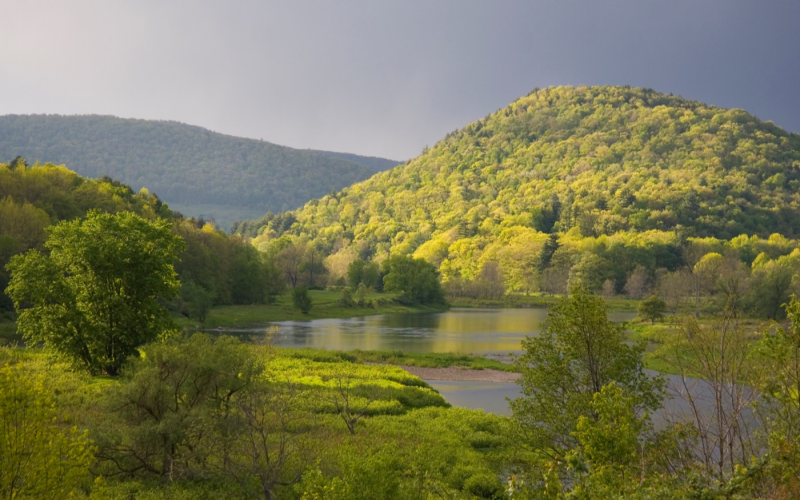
[747,296,800,493]
[292,286,313,314]
[6,210,184,375]
[95,334,258,479]
[179,278,214,322]
[638,295,667,324]
[749,258,796,319]
[0,363,94,499]
[381,255,445,305]
[568,254,614,292]
[347,259,366,288]
[510,286,663,456]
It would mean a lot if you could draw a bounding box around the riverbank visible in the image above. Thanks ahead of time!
[449,293,641,312]
[398,365,520,382]
[174,290,448,329]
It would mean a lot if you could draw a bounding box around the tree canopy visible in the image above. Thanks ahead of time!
[510,286,663,456]
[6,210,184,375]
[242,85,800,298]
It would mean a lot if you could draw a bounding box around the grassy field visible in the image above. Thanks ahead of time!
[450,293,641,312]
[276,347,517,372]
[174,289,448,329]
[628,316,769,377]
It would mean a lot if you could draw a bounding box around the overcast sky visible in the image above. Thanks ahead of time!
[1,1,798,160]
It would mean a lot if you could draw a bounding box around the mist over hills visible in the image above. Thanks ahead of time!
[242,85,800,287]
[0,114,400,228]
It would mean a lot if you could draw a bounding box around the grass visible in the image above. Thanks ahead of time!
[450,293,640,312]
[0,311,19,343]
[627,316,768,377]
[276,347,517,372]
[174,290,448,329]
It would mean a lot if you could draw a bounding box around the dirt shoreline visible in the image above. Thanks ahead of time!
[397,365,521,383]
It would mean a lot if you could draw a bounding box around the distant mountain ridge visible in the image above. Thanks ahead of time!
[0,114,400,228]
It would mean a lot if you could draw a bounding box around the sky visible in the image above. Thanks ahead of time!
[1,1,798,160]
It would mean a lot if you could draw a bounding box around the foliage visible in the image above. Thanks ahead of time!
[638,295,667,324]
[381,255,446,305]
[6,211,183,375]
[347,258,382,290]
[244,85,800,298]
[292,286,313,314]
[0,114,399,229]
[510,286,664,456]
[0,362,94,499]
[0,162,286,320]
[94,334,260,479]
[0,161,173,311]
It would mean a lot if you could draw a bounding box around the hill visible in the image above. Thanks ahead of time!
[310,150,402,172]
[0,160,284,318]
[244,86,800,292]
[0,115,400,228]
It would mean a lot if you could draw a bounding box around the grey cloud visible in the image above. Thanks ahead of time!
[0,0,798,159]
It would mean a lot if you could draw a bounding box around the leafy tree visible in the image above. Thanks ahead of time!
[510,286,664,456]
[347,258,366,288]
[749,256,797,319]
[347,258,382,290]
[638,295,667,324]
[0,363,94,499]
[179,277,214,322]
[381,255,445,305]
[568,253,613,291]
[6,211,184,375]
[292,286,313,314]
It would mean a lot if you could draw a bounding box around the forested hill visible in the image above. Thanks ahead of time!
[246,85,800,284]
[309,150,402,172]
[0,114,400,228]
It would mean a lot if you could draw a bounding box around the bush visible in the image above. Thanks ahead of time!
[292,286,313,314]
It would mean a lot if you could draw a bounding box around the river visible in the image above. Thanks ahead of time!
[214,307,639,414]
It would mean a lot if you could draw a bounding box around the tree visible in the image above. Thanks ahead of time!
[658,268,692,314]
[658,313,760,481]
[179,277,214,322]
[568,254,613,292]
[6,211,184,375]
[347,259,366,288]
[714,254,751,315]
[96,334,258,479]
[476,260,506,299]
[749,257,796,319]
[381,255,445,305]
[292,286,313,314]
[638,295,667,324]
[510,286,663,456]
[0,363,94,499]
[624,265,650,299]
[748,296,800,494]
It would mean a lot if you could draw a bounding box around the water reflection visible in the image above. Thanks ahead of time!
[217,308,638,355]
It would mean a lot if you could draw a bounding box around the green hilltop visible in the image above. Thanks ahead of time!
[0,115,400,229]
[243,85,800,290]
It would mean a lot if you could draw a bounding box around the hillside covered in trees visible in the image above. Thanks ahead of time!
[0,115,400,228]
[0,160,283,320]
[240,86,800,306]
